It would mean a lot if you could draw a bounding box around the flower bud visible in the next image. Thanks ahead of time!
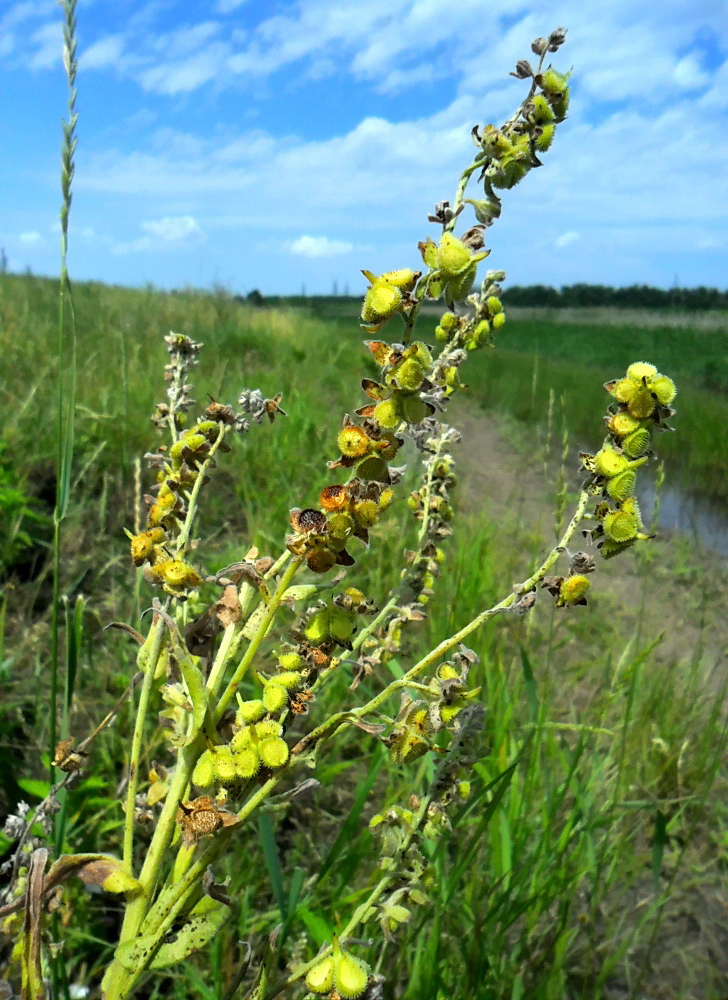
[440,311,459,331]
[491,312,506,330]
[486,295,503,314]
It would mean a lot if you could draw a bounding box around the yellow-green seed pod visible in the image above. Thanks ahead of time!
[457,780,472,799]
[212,747,238,786]
[440,311,459,331]
[305,610,329,643]
[255,719,283,739]
[491,312,506,330]
[559,575,591,605]
[445,262,477,302]
[328,607,356,643]
[435,324,448,341]
[474,319,490,343]
[394,358,427,391]
[154,559,202,589]
[620,495,643,524]
[607,412,642,439]
[627,386,656,419]
[235,699,265,726]
[307,546,337,574]
[486,295,503,314]
[606,470,636,501]
[275,671,302,691]
[379,268,417,291]
[337,425,370,458]
[437,232,472,277]
[626,362,658,381]
[130,528,165,566]
[361,280,402,326]
[354,500,380,528]
[373,399,402,429]
[277,651,303,672]
[328,512,355,540]
[594,446,629,478]
[230,728,252,753]
[259,736,289,770]
[192,750,215,787]
[196,419,220,441]
[610,377,640,404]
[603,510,639,543]
[550,88,570,122]
[530,93,555,124]
[334,952,371,999]
[378,488,394,510]
[402,396,427,424]
[648,375,676,405]
[233,747,260,779]
[535,124,555,151]
[412,342,432,367]
[306,957,335,995]
[262,683,288,714]
[622,428,650,458]
[437,663,460,681]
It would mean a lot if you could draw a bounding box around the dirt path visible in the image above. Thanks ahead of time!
[451,402,728,669]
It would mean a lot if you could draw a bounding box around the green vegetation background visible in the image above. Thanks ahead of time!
[0,273,726,999]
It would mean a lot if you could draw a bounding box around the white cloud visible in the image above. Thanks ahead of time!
[288,235,354,258]
[112,216,204,255]
[81,35,127,71]
[216,0,249,11]
[141,215,203,241]
[673,53,710,90]
[18,230,44,246]
[29,21,61,69]
[555,231,580,249]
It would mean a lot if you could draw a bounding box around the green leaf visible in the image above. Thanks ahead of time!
[258,813,287,921]
[151,899,230,969]
[18,779,50,799]
[652,810,667,894]
[297,906,334,947]
[177,652,210,745]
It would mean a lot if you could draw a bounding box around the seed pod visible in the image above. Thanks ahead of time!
[445,262,477,302]
[622,428,650,458]
[394,358,427,391]
[440,311,459,331]
[491,312,506,330]
[594,446,629,478]
[262,683,288,714]
[319,483,349,511]
[607,412,642,439]
[437,233,472,277]
[328,607,356,643]
[603,510,639,543]
[192,749,215,787]
[256,719,283,739]
[559,575,591,605]
[535,124,555,151]
[306,957,335,995]
[626,362,658,380]
[337,425,371,458]
[373,399,402,429]
[277,651,303,671]
[275,671,302,691]
[606,470,636,501]
[648,374,676,405]
[259,736,289,769]
[627,387,656,419]
[307,547,337,574]
[335,952,371,999]
[212,747,238,786]
[130,528,166,566]
[305,610,330,643]
[529,93,555,123]
[379,268,418,291]
[353,500,380,528]
[235,699,265,725]
[233,747,260,779]
[608,377,639,403]
[327,512,355,540]
[361,280,402,326]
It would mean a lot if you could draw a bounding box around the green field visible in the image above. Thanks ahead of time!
[1,274,727,999]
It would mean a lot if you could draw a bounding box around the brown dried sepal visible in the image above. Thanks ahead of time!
[53,738,88,775]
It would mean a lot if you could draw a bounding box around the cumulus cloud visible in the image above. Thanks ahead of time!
[288,235,354,257]
[113,216,204,254]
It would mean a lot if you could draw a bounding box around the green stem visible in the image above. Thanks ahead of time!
[122,616,166,870]
[213,556,303,724]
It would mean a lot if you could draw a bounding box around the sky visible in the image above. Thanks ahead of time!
[2,0,727,296]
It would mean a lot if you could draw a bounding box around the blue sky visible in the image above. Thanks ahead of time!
[2,0,727,295]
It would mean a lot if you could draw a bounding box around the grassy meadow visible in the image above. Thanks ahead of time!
[1,272,727,999]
